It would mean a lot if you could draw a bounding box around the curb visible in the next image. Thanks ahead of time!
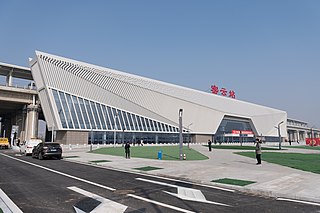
[0,188,23,213]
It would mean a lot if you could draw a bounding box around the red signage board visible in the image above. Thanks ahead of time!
[211,84,236,99]
[241,130,253,135]
[306,138,320,146]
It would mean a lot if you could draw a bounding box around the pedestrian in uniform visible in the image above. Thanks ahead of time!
[208,139,212,151]
[255,138,262,165]
[125,142,131,159]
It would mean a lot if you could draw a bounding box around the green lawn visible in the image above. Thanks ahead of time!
[89,160,111,163]
[212,178,256,186]
[90,145,208,160]
[208,145,280,150]
[283,146,320,150]
[134,166,163,171]
[236,152,320,174]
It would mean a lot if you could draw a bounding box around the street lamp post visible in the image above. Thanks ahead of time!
[187,123,193,149]
[113,113,118,147]
[276,121,284,150]
[310,127,314,147]
[179,109,183,160]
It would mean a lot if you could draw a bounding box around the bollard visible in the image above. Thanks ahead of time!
[183,153,186,160]
[158,150,162,160]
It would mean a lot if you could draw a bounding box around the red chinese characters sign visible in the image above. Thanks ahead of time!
[211,84,236,99]
[306,138,320,146]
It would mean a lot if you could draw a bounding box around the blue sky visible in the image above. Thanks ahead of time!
[1,0,319,127]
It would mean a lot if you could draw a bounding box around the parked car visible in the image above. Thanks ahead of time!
[32,142,62,160]
[20,139,42,155]
[0,138,9,149]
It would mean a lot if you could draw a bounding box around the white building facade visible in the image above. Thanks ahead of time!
[29,51,287,145]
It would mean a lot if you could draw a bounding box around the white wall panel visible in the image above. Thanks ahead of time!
[30,51,287,137]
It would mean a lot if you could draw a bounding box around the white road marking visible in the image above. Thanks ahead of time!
[0,153,115,191]
[74,206,86,213]
[0,188,23,213]
[127,194,196,213]
[277,198,320,206]
[136,177,178,188]
[136,178,231,207]
[68,186,127,213]
[164,190,231,207]
[70,160,235,192]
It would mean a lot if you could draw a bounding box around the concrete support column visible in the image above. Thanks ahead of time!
[24,101,40,141]
[6,69,13,86]
[304,131,307,141]
[288,131,292,141]
[295,130,299,142]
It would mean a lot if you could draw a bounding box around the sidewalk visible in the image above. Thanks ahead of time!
[62,144,320,203]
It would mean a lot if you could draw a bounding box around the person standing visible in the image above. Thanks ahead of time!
[208,139,212,151]
[255,138,262,165]
[125,142,131,159]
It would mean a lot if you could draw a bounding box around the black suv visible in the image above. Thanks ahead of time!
[32,142,62,160]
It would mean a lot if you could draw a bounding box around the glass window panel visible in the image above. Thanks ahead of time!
[78,98,91,129]
[90,101,101,129]
[72,96,85,129]
[126,112,134,131]
[112,108,121,130]
[144,118,151,131]
[149,119,155,131]
[132,114,139,131]
[107,106,115,129]
[117,109,125,130]
[141,117,148,131]
[96,104,107,130]
[84,100,96,129]
[136,115,143,131]
[122,111,130,131]
[161,123,166,132]
[102,105,111,130]
[165,124,169,132]
[157,122,162,131]
[153,120,158,131]
[59,91,74,129]
[66,94,79,129]
[52,90,67,128]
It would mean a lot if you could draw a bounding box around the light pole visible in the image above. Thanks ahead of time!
[179,109,183,160]
[310,127,314,146]
[276,121,284,150]
[187,123,193,149]
[113,113,118,147]
[51,124,55,143]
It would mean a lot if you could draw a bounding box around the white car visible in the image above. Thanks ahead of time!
[20,139,42,155]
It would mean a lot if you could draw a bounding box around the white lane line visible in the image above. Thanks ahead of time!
[67,159,235,193]
[68,186,127,213]
[136,177,177,188]
[0,188,23,213]
[0,153,115,191]
[277,198,320,206]
[127,194,196,213]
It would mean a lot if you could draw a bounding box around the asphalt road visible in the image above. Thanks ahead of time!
[0,149,319,213]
